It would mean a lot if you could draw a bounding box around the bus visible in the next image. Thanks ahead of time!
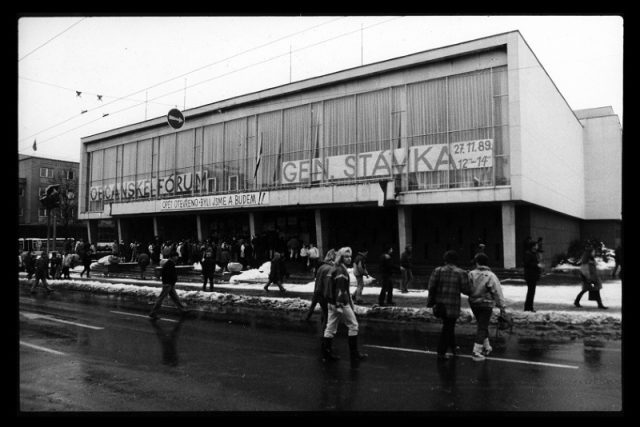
[18,237,67,255]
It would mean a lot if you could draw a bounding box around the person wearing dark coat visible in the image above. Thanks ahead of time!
[523,241,541,312]
[24,250,36,280]
[304,249,336,325]
[426,250,470,360]
[149,252,187,319]
[400,245,413,293]
[574,245,608,309]
[201,251,217,292]
[378,245,396,306]
[80,241,93,278]
[137,251,150,280]
[30,251,54,294]
[264,251,287,293]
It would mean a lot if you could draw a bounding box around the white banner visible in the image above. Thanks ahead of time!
[158,192,269,211]
[281,139,493,184]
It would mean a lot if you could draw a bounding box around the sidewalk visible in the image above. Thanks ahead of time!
[21,270,621,316]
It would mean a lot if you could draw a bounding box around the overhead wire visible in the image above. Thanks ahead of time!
[18,16,346,146]
[18,17,87,62]
[19,16,402,154]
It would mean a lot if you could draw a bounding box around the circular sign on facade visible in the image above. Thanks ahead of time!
[167,108,185,129]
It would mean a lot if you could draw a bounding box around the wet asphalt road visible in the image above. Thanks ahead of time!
[19,289,622,412]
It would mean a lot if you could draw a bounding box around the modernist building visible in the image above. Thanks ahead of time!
[78,31,622,268]
[18,154,85,239]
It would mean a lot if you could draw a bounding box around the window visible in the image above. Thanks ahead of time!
[67,170,74,180]
[18,188,24,197]
[39,167,54,178]
[18,208,24,217]
[207,177,217,193]
[38,208,48,217]
[228,175,238,191]
[39,187,47,197]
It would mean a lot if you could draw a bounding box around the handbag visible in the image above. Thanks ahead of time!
[588,290,599,301]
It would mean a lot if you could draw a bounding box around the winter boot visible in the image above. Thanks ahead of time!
[482,338,492,356]
[321,337,340,362]
[348,335,368,362]
[472,343,486,361]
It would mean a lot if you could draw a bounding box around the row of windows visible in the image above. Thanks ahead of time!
[39,167,75,180]
[87,67,509,210]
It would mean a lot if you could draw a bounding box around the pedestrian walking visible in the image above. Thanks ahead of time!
[574,245,608,309]
[523,241,541,312]
[321,247,367,364]
[137,250,150,280]
[30,251,54,294]
[378,245,396,306]
[304,249,335,326]
[426,250,470,360]
[201,250,216,291]
[24,249,35,280]
[149,252,188,320]
[264,251,288,293]
[352,249,370,304]
[50,252,62,279]
[400,244,413,293]
[79,241,93,278]
[467,253,507,361]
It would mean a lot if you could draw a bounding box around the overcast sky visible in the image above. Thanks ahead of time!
[18,15,623,163]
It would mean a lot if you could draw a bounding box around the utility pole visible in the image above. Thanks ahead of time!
[183,78,187,110]
[361,24,364,65]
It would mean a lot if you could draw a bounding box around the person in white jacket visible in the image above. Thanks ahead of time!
[467,253,507,361]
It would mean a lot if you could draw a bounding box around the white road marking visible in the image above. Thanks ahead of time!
[20,341,66,355]
[110,310,179,323]
[365,344,580,370]
[20,311,104,330]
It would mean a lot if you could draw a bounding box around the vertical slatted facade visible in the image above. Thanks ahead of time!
[85,66,509,211]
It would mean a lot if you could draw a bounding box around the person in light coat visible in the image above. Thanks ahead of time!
[321,247,367,364]
[467,253,507,361]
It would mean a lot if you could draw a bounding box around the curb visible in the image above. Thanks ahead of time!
[19,278,621,341]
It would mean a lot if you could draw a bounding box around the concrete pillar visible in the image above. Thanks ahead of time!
[86,220,98,244]
[196,215,203,241]
[314,209,329,258]
[152,216,159,238]
[397,206,412,253]
[501,202,516,268]
[248,212,256,239]
[116,218,123,243]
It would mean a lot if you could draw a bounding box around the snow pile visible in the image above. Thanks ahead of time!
[229,262,271,283]
[553,257,615,273]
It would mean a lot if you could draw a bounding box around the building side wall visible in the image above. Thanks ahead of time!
[528,206,582,267]
[515,36,585,219]
[580,115,622,220]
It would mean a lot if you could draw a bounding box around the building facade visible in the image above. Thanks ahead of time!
[18,154,85,240]
[78,31,622,268]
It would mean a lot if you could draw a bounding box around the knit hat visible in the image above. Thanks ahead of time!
[335,247,352,264]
